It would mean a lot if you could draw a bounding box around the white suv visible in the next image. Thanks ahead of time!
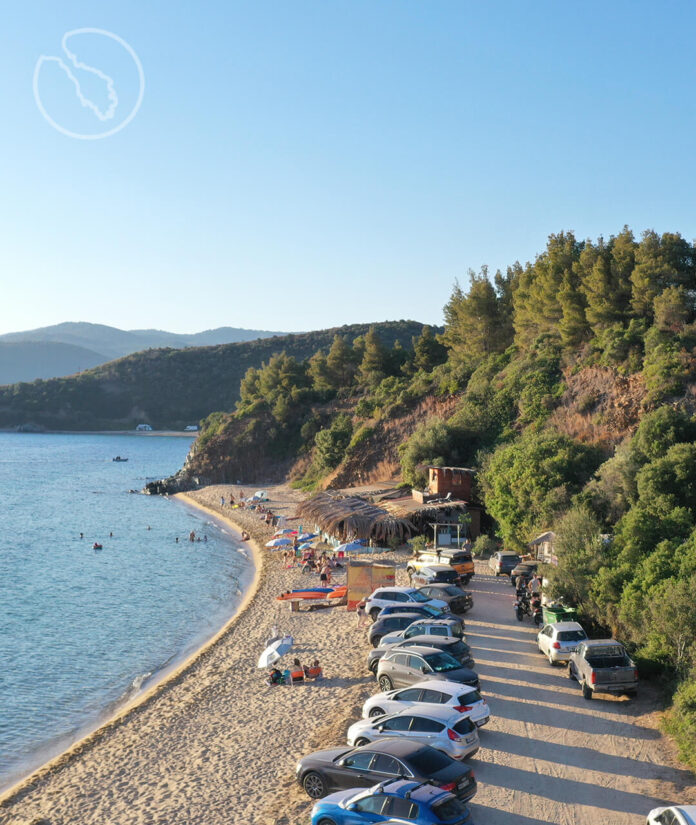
[537,621,587,665]
[364,587,447,621]
[362,679,490,727]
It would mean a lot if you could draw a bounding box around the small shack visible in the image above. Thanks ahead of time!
[296,492,415,544]
[530,531,557,564]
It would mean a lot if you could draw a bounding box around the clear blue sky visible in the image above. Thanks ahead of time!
[2,1,695,334]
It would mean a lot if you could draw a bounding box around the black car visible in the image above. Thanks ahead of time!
[368,613,422,647]
[510,561,538,588]
[377,603,459,623]
[296,737,477,802]
[410,565,461,588]
[416,584,473,614]
[367,635,475,676]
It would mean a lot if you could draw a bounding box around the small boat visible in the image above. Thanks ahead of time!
[276,585,347,601]
[112,456,129,462]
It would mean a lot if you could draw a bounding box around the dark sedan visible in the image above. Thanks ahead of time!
[367,635,475,676]
[296,737,477,802]
[377,603,459,623]
[510,561,538,588]
[416,584,473,614]
[368,613,422,647]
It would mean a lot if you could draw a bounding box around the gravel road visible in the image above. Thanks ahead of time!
[465,563,696,825]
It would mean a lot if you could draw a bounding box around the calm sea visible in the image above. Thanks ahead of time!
[0,433,254,789]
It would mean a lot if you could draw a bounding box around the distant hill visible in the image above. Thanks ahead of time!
[0,341,107,385]
[0,321,428,431]
[0,322,290,380]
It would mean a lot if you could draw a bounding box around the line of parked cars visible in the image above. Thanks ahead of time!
[295,578,489,825]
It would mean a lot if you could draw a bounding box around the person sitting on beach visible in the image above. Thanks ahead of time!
[266,667,284,687]
[305,659,323,679]
[290,658,305,684]
[241,531,250,541]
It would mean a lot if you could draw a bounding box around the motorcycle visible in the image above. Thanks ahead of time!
[514,589,543,625]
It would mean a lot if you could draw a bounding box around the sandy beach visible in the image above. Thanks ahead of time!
[0,484,389,825]
[2,484,693,825]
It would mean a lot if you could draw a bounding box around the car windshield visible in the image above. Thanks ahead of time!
[422,605,442,616]
[407,747,452,773]
[457,690,482,704]
[449,641,469,657]
[557,630,586,642]
[441,586,461,596]
[409,590,429,602]
[424,652,461,672]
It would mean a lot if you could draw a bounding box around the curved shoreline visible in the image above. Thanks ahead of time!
[0,494,264,808]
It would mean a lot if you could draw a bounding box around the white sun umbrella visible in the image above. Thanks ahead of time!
[257,634,294,669]
[265,537,292,548]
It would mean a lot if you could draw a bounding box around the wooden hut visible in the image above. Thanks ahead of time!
[296,492,415,543]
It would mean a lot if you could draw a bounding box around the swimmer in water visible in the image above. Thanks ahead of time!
[79,532,84,539]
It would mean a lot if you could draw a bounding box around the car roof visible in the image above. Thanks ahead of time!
[410,618,457,626]
[375,612,423,624]
[396,635,459,647]
[584,638,621,646]
[400,679,476,695]
[384,705,468,722]
[499,551,520,556]
[373,586,418,594]
[416,564,453,573]
[356,736,438,758]
[389,644,449,656]
[549,622,584,632]
[351,779,450,805]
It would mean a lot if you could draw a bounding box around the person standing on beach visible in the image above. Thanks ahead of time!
[220,495,225,507]
[356,600,368,627]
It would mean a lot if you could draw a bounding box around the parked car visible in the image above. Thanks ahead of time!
[568,639,638,699]
[368,636,474,676]
[380,618,465,648]
[646,806,696,825]
[310,778,473,825]
[510,561,538,588]
[376,645,479,691]
[369,613,424,648]
[296,737,477,802]
[365,587,448,621]
[377,604,458,622]
[416,584,473,614]
[410,565,461,588]
[347,706,480,760]
[362,679,490,728]
[408,549,475,584]
[537,622,587,665]
[488,551,521,577]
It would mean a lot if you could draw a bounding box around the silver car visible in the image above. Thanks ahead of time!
[346,705,480,760]
[537,622,587,665]
[376,645,479,692]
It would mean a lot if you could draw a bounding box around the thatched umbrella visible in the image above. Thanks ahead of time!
[297,492,415,543]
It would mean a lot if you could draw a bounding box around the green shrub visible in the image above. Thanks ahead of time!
[663,678,696,771]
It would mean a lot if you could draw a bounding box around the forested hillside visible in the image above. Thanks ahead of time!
[181,227,696,763]
[0,321,426,430]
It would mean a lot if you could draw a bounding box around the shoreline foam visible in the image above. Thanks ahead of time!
[0,493,263,809]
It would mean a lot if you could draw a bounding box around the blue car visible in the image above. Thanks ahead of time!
[310,778,472,825]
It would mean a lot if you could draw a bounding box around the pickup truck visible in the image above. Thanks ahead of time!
[568,639,638,700]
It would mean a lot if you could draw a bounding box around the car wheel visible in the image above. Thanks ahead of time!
[369,706,385,717]
[354,737,370,747]
[302,771,326,799]
[378,675,393,691]
[548,654,555,666]
[567,663,575,680]
[371,635,382,648]
[368,660,378,676]
[495,571,500,577]
[582,682,593,700]
[317,819,337,825]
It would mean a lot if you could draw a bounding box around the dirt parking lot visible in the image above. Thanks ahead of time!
[464,564,696,825]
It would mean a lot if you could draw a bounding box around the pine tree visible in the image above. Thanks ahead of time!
[631,230,676,317]
[359,327,387,388]
[326,335,355,387]
[559,271,589,349]
[307,350,334,393]
[412,325,448,372]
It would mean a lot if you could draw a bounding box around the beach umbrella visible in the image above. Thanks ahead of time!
[274,528,296,536]
[265,537,292,548]
[297,532,318,541]
[335,539,366,554]
[257,634,294,668]
[298,542,314,551]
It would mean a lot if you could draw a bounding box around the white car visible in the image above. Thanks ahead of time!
[346,705,480,760]
[380,618,465,647]
[647,807,696,825]
[364,587,447,621]
[362,679,490,727]
[537,621,588,665]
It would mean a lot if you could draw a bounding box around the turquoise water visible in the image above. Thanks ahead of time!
[0,433,254,789]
